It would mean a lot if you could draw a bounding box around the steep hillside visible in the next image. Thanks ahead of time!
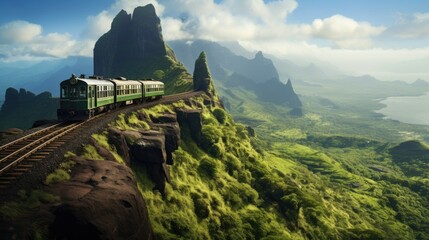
[2,51,428,239]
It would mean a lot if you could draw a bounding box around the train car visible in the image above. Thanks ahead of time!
[110,78,143,105]
[57,75,165,121]
[139,80,164,100]
[57,74,114,120]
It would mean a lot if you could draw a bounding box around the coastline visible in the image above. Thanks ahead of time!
[375,91,429,126]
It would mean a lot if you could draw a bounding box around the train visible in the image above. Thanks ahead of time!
[57,74,165,121]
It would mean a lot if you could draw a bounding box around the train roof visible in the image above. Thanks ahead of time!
[109,79,142,85]
[61,75,163,86]
[139,80,164,85]
[61,76,114,86]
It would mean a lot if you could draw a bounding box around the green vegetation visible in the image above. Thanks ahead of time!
[111,113,150,131]
[215,77,429,239]
[0,190,59,239]
[92,133,125,164]
[126,95,428,239]
[119,55,193,94]
[82,144,104,160]
[45,158,75,185]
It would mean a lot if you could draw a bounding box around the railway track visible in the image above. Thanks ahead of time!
[0,114,105,189]
[0,91,203,189]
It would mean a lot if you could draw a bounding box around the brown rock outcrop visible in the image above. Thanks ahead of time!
[176,109,203,144]
[131,132,166,164]
[107,127,131,165]
[50,157,153,240]
[153,123,180,165]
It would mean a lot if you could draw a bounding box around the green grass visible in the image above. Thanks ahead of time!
[82,144,103,160]
[92,133,125,164]
[215,80,429,239]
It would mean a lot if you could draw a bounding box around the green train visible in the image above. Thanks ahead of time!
[57,74,164,121]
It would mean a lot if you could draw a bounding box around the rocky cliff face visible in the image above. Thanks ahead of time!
[94,4,168,78]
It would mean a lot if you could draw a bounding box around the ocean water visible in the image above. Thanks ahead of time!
[376,93,429,126]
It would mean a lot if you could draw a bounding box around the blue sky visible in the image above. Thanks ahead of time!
[0,0,429,35]
[1,0,429,81]
[1,0,428,39]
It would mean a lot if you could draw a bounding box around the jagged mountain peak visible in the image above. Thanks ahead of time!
[94,4,168,78]
[111,9,131,30]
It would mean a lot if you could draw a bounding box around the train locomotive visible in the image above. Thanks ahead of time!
[57,74,164,121]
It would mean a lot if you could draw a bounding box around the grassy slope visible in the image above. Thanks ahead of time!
[115,94,427,239]
[3,64,429,239]
[216,80,429,239]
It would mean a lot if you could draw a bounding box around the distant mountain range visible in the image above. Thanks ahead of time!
[0,56,92,100]
[168,40,302,108]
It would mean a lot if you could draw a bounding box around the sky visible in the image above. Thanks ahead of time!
[1,0,429,81]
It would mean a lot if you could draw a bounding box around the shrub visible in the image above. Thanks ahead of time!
[45,169,70,185]
[191,192,211,219]
[201,125,225,157]
[198,157,218,178]
[212,108,227,124]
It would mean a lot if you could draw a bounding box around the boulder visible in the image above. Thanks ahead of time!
[50,157,153,239]
[144,163,166,195]
[131,132,166,164]
[176,109,202,144]
[107,127,131,165]
[153,123,180,165]
[122,130,143,145]
[151,113,177,124]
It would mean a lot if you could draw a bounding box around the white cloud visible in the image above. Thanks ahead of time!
[0,21,42,44]
[156,0,297,41]
[0,18,99,61]
[82,11,112,39]
[162,17,192,40]
[146,0,384,50]
[311,15,384,40]
[388,12,429,39]
[288,15,386,49]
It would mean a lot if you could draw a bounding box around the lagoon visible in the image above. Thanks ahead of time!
[376,93,429,126]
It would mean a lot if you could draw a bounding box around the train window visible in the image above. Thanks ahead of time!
[80,86,86,98]
[61,86,68,98]
[70,87,77,97]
